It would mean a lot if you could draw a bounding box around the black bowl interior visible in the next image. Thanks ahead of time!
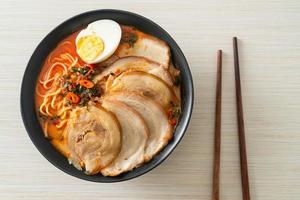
[21,9,194,182]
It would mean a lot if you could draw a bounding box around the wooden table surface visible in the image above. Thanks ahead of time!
[1,0,300,199]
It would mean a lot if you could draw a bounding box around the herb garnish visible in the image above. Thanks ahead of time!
[61,65,101,106]
[121,32,138,47]
[167,106,181,126]
[174,75,181,86]
[171,107,181,118]
[70,66,90,75]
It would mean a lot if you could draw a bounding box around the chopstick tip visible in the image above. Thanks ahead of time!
[233,37,238,43]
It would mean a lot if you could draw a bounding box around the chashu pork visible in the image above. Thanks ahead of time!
[115,25,170,68]
[93,56,173,86]
[65,104,122,174]
[107,71,176,109]
[101,99,149,176]
[105,92,173,162]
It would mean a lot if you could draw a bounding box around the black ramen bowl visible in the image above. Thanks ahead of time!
[21,9,194,182]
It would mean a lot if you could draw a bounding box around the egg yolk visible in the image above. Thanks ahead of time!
[76,34,104,62]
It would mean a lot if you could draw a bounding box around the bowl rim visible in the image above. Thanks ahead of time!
[20,9,194,182]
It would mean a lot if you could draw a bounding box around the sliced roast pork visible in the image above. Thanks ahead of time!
[115,25,170,68]
[105,92,173,162]
[93,56,173,86]
[65,104,121,174]
[107,71,176,109]
[101,99,149,176]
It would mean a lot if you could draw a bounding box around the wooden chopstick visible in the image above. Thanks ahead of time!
[212,50,222,200]
[233,37,251,200]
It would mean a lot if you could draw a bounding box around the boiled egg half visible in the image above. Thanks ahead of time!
[75,19,121,64]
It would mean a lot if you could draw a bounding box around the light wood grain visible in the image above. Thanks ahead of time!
[1,0,300,199]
